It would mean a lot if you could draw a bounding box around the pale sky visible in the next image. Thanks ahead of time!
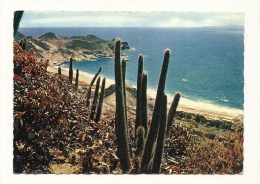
[19,11,244,27]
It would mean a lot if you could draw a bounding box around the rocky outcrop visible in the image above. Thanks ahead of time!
[121,42,130,50]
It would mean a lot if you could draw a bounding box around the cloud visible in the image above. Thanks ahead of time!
[153,12,244,27]
[20,11,244,27]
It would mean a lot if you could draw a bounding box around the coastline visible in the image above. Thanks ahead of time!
[47,65,243,122]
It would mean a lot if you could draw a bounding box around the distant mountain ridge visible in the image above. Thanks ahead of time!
[14,31,130,63]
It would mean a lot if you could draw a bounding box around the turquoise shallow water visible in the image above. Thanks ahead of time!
[19,27,244,110]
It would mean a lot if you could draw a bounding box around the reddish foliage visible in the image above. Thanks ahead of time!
[13,42,243,174]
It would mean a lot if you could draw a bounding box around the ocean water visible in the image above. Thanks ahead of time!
[19,27,244,110]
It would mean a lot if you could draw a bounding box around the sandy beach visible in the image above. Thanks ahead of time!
[47,65,243,122]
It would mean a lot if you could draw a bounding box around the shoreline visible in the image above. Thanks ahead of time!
[47,65,243,122]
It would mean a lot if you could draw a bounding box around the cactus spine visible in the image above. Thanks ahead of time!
[166,92,181,135]
[90,67,102,86]
[90,77,100,120]
[75,68,79,91]
[114,39,131,172]
[69,58,73,84]
[152,93,167,173]
[141,49,170,173]
[95,77,106,122]
[136,55,143,134]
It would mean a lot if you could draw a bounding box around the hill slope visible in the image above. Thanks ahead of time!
[14,32,121,63]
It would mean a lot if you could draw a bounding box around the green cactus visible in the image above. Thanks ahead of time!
[152,93,167,173]
[141,71,148,135]
[69,58,73,84]
[136,55,143,134]
[135,125,146,174]
[86,85,92,107]
[58,66,61,76]
[112,40,180,173]
[141,49,170,173]
[95,77,106,122]
[19,37,27,50]
[90,67,102,86]
[136,125,146,157]
[114,38,131,172]
[122,58,127,122]
[13,11,24,36]
[90,76,100,120]
[75,68,79,91]
[166,92,181,136]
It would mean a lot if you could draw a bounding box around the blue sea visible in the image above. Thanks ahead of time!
[19,27,244,110]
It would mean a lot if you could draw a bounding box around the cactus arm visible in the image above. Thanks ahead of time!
[166,92,180,136]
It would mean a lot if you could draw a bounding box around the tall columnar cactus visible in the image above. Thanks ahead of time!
[90,67,102,86]
[86,85,92,107]
[58,66,61,76]
[152,93,167,173]
[95,77,106,122]
[113,40,180,173]
[114,39,131,172]
[136,55,144,134]
[90,77,100,120]
[141,71,148,135]
[122,58,127,121]
[13,11,24,36]
[141,49,170,173]
[166,92,181,136]
[19,37,27,50]
[75,68,79,91]
[69,58,73,84]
